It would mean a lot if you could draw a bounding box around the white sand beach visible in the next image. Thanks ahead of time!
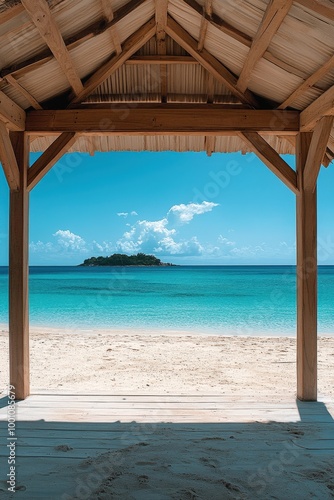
[1,329,333,499]
[0,327,333,398]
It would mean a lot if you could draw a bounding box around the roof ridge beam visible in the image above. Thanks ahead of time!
[237,0,293,93]
[68,18,156,107]
[239,131,298,194]
[165,15,259,108]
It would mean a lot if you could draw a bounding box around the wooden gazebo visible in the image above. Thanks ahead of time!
[0,0,333,401]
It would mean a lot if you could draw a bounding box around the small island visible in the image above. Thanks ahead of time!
[79,252,175,267]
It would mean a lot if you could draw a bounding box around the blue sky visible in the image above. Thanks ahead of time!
[0,150,334,265]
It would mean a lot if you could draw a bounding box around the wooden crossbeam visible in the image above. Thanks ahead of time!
[126,55,198,64]
[278,54,334,110]
[300,83,334,131]
[239,131,298,194]
[0,121,20,191]
[27,132,78,191]
[25,107,300,134]
[100,0,122,55]
[5,75,43,110]
[237,0,293,93]
[303,116,334,191]
[21,0,83,96]
[0,90,26,131]
[156,0,169,102]
[166,16,259,108]
[295,0,334,21]
[68,18,156,107]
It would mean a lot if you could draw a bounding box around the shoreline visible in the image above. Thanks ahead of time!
[0,328,333,399]
[1,322,334,337]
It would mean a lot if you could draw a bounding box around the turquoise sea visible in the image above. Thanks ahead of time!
[0,266,333,336]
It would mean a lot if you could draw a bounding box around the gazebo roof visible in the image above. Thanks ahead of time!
[0,0,333,161]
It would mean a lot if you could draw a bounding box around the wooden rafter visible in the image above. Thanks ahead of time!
[28,132,78,191]
[68,19,156,106]
[1,0,148,80]
[237,0,293,93]
[100,0,122,55]
[21,0,83,96]
[198,0,212,51]
[278,53,334,110]
[0,121,20,190]
[165,15,259,107]
[156,0,169,103]
[300,83,334,131]
[25,107,300,134]
[239,131,298,194]
[5,75,43,110]
[0,90,26,131]
[303,116,334,191]
[295,0,334,21]
[0,4,25,23]
[182,0,251,47]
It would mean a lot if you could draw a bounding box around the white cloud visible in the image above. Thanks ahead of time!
[168,201,219,224]
[92,240,114,253]
[53,229,87,252]
[117,211,138,218]
[218,235,235,247]
[29,241,54,253]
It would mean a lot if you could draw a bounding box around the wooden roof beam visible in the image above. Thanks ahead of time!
[25,107,300,134]
[239,131,298,194]
[295,0,334,21]
[68,18,156,106]
[165,15,259,108]
[278,53,334,110]
[100,0,122,55]
[303,116,334,191]
[155,0,169,102]
[182,0,251,47]
[28,132,78,191]
[1,0,149,79]
[0,121,20,191]
[237,0,293,93]
[21,0,83,96]
[5,75,43,110]
[300,83,334,131]
[198,0,212,51]
[0,90,26,131]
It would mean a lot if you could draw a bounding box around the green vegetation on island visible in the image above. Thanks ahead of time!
[79,252,175,267]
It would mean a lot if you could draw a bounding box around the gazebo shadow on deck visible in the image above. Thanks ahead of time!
[0,395,334,499]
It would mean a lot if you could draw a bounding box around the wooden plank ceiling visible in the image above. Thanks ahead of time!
[0,0,333,163]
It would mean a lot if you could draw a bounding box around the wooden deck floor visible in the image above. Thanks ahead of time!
[0,394,334,499]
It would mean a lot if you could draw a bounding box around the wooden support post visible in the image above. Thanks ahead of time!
[9,132,30,400]
[296,132,317,401]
